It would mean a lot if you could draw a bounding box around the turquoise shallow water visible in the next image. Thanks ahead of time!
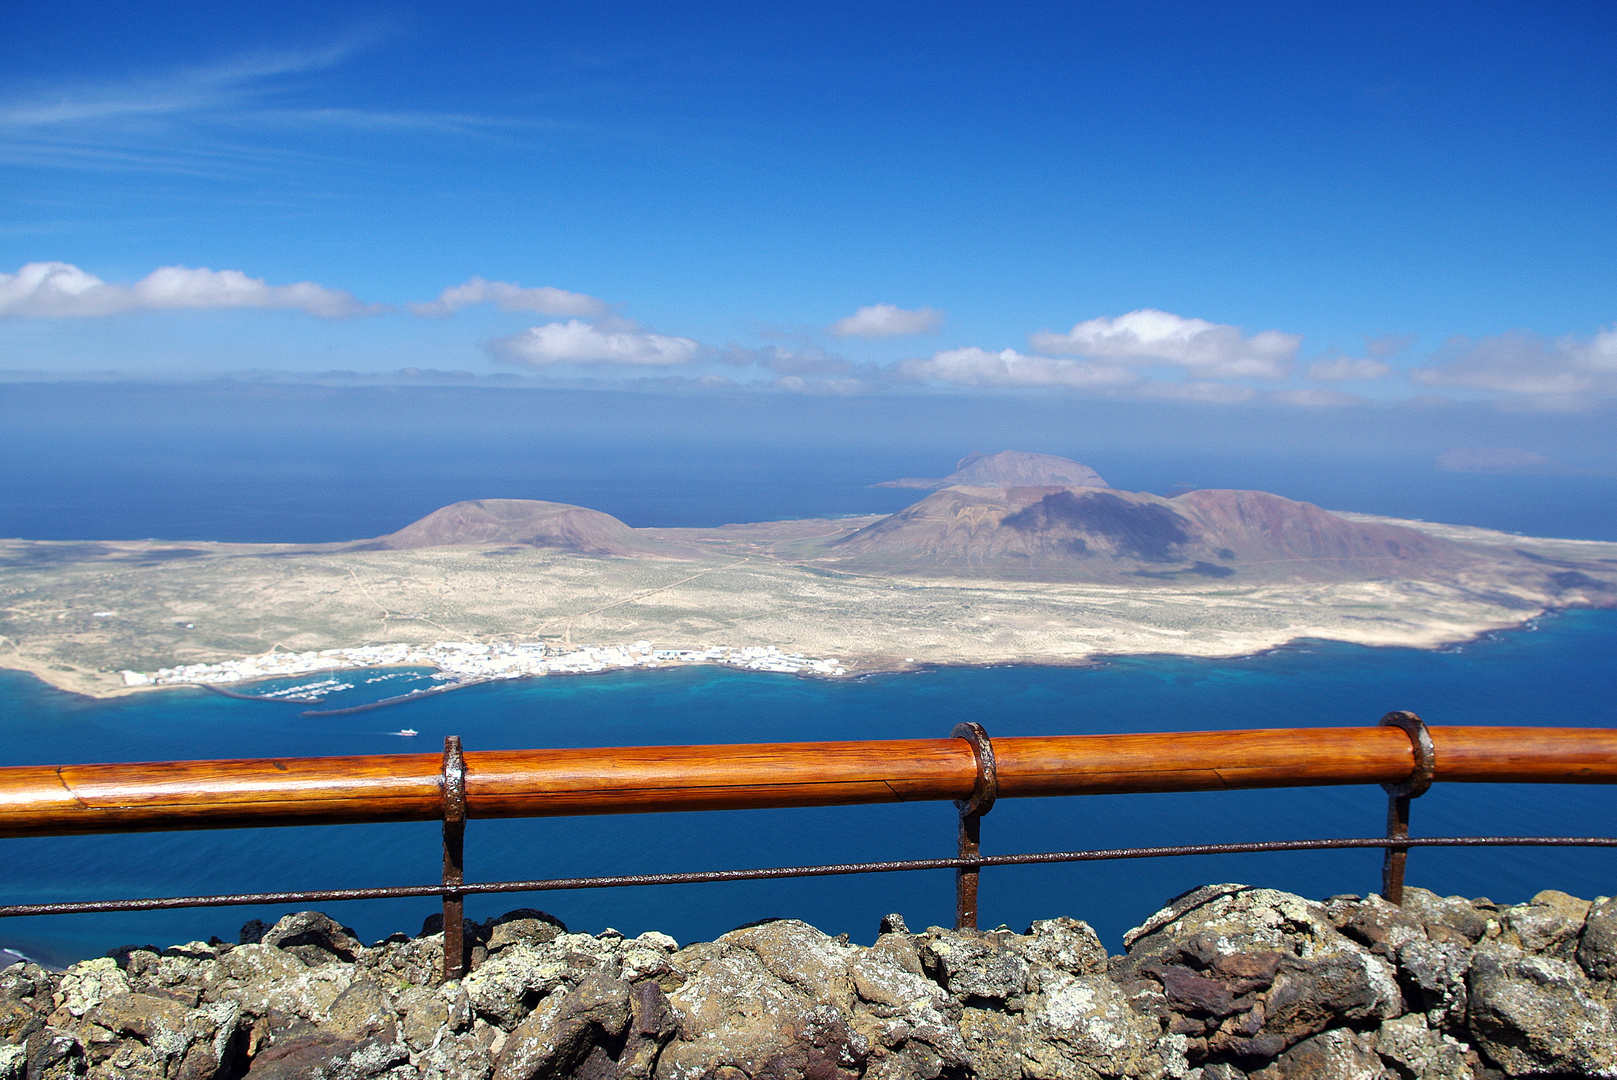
[3,609,1615,964]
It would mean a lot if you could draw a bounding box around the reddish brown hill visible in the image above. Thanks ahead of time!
[1171,489,1452,565]
[834,486,1173,564]
[824,484,1474,582]
[355,499,695,558]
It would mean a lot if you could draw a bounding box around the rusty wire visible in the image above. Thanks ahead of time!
[2,834,1612,920]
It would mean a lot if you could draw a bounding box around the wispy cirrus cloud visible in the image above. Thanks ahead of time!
[0,46,356,130]
[1029,309,1299,380]
[828,303,943,338]
[0,261,382,318]
[487,320,700,366]
[0,47,346,175]
[0,42,536,176]
[409,278,608,318]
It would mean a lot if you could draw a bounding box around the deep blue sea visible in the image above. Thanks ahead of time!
[2,385,1614,964]
[3,610,1614,966]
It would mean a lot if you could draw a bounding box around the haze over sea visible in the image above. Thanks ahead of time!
[2,420,1614,966]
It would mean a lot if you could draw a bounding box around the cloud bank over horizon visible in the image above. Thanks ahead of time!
[1,258,1613,413]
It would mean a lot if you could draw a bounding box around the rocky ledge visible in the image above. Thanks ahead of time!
[4,883,1617,1080]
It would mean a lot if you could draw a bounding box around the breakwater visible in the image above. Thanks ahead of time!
[5,883,1613,1079]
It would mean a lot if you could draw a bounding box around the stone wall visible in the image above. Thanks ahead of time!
[3,883,1615,1079]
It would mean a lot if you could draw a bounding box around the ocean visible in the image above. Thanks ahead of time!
[3,609,1614,965]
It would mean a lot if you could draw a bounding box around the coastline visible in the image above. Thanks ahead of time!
[0,593,1564,701]
[2,509,1614,702]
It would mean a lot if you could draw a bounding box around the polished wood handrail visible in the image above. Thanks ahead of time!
[1,725,1614,839]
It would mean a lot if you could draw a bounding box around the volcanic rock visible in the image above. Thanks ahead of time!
[9,884,1617,1078]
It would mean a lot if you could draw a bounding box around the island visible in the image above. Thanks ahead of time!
[2,452,1613,699]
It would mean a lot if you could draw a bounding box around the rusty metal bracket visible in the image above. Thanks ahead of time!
[1380,711,1435,799]
[1378,711,1433,906]
[952,722,997,931]
[441,735,467,981]
[953,722,998,818]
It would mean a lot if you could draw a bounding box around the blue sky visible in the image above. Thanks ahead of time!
[2,1,1615,422]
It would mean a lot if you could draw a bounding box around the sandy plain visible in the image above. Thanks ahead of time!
[1,514,1614,699]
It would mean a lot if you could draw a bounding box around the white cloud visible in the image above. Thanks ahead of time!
[487,320,700,366]
[0,261,380,318]
[720,344,854,376]
[1366,333,1416,358]
[1269,388,1365,407]
[1413,328,1617,399]
[771,375,870,395]
[829,303,943,338]
[1029,309,1299,379]
[1137,380,1259,404]
[1307,356,1392,381]
[409,277,608,318]
[901,347,1138,389]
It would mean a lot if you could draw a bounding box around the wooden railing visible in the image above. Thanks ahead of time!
[3,714,1615,978]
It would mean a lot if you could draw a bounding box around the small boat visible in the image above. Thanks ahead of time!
[393,729,419,737]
